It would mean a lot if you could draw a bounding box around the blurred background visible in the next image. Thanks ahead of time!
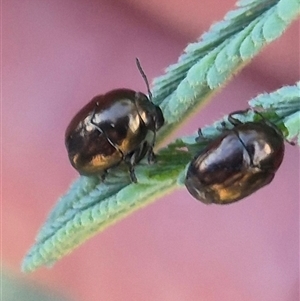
[2,0,299,300]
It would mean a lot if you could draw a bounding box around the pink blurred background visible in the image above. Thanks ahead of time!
[2,0,299,300]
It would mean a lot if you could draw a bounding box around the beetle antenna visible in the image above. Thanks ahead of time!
[136,58,153,102]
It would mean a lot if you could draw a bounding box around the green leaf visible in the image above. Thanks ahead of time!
[22,82,300,273]
[22,0,300,272]
[153,0,300,143]
[249,81,300,143]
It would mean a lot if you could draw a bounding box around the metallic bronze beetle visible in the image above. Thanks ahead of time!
[65,60,164,182]
[185,110,285,204]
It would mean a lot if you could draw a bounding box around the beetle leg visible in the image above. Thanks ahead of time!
[124,153,138,183]
[146,146,156,164]
[228,110,248,126]
[197,128,203,137]
[195,128,204,142]
[146,130,157,164]
[196,127,227,143]
[100,170,108,182]
[228,115,242,126]
[196,128,215,142]
[128,166,137,183]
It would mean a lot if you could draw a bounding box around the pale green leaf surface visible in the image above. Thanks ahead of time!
[249,82,300,142]
[22,82,300,272]
[154,0,299,143]
[22,0,300,273]
[284,112,300,143]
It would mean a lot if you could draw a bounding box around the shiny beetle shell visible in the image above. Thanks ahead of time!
[65,88,164,182]
[185,111,285,204]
